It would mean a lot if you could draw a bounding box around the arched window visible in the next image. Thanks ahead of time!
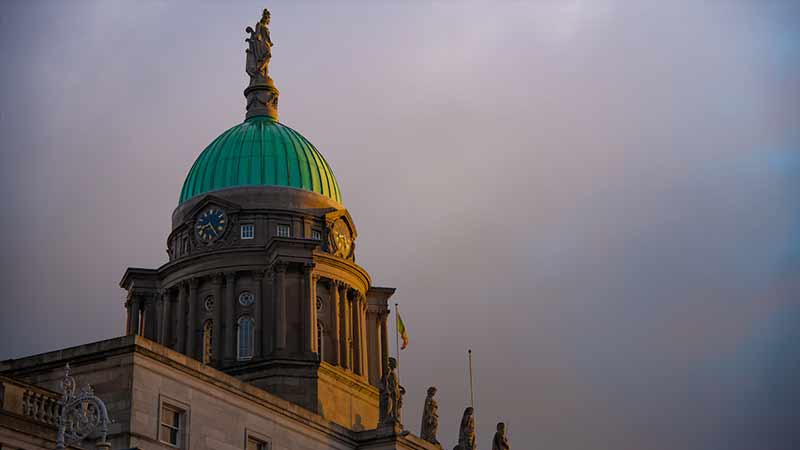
[237,316,255,360]
[202,320,213,364]
[317,322,324,362]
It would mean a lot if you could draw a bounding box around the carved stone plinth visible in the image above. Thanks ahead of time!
[245,83,279,120]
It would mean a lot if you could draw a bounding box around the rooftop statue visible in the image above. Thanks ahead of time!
[380,357,405,427]
[492,422,510,450]
[243,8,279,119]
[420,386,441,446]
[245,8,274,86]
[453,407,476,450]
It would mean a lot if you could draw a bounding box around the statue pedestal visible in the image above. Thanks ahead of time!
[244,82,280,120]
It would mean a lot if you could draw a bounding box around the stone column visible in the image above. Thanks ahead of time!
[186,278,199,359]
[380,311,389,377]
[331,280,341,366]
[125,294,137,335]
[352,293,364,376]
[341,285,352,370]
[176,283,187,353]
[302,263,316,354]
[359,296,368,376]
[273,263,287,352]
[212,274,223,364]
[129,295,141,336]
[350,291,361,375]
[159,289,171,347]
[367,309,381,385]
[153,293,163,343]
[254,270,265,358]
[224,272,236,362]
[143,294,158,340]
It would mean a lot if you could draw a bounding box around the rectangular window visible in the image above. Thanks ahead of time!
[276,224,291,238]
[160,404,184,447]
[241,224,255,240]
[311,229,321,240]
[247,436,268,450]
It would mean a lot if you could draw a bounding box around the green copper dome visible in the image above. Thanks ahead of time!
[180,116,342,204]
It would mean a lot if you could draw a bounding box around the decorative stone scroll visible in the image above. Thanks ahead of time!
[55,363,111,449]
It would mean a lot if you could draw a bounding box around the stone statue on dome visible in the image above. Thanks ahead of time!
[245,8,274,86]
[243,8,279,119]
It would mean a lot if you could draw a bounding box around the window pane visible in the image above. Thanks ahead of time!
[161,407,178,426]
[238,317,254,359]
[277,224,290,237]
[161,424,179,445]
[247,437,264,450]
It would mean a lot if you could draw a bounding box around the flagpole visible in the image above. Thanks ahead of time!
[395,303,400,379]
[468,349,474,408]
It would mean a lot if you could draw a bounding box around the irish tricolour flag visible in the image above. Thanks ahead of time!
[397,312,409,350]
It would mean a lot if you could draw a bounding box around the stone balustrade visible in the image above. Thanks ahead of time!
[0,375,61,426]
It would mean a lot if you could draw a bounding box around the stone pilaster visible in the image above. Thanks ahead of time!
[331,280,341,366]
[254,270,265,358]
[212,273,224,365]
[341,285,352,370]
[160,289,171,347]
[224,272,236,362]
[273,263,287,352]
[303,263,316,354]
[380,311,389,378]
[176,282,188,353]
[143,294,158,341]
[186,278,199,359]
[125,293,139,336]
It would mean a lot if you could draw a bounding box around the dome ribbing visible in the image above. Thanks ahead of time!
[179,116,342,205]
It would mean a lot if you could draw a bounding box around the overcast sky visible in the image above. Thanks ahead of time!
[1,1,799,449]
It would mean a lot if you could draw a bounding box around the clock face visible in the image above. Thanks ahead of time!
[330,219,352,258]
[195,207,227,242]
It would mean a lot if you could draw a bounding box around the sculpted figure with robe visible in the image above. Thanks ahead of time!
[380,357,404,426]
[245,8,274,86]
[452,407,475,450]
[420,386,440,446]
[492,422,510,450]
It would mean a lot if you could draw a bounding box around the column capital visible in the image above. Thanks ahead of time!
[302,261,316,274]
[274,262,287,273]
[212,273,225,285]
[254,270,266,281]
[188,278,200,289]
[225,271,237,283]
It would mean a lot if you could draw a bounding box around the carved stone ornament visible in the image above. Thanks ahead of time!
[56,363,111,449]
[328,218,354,259]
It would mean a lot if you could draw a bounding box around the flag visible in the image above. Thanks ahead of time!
[397,312,409,350]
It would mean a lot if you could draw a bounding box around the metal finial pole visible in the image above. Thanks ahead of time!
[468,349,474,408]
